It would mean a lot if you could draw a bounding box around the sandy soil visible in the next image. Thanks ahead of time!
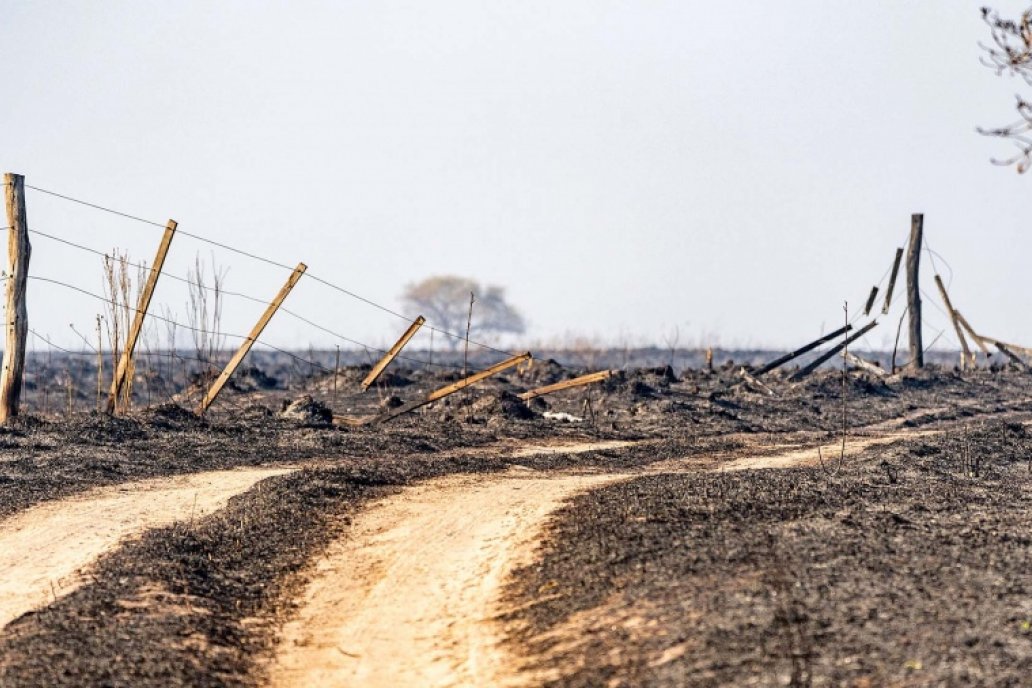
[267,469,623,688]
[0,466,292,629]
[266,437,877,688]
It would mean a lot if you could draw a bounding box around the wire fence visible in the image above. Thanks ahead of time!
[25,184,519,360]
[2,181,1010,418]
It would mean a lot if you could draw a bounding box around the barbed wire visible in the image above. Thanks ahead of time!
[27,274,344,375]
[23,183,522,359]
[28,226,475,371]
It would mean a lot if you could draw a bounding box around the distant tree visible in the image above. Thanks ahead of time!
[401,275,526,349]
[979,6,1032,171]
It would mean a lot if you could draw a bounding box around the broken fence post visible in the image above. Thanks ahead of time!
[863,286,879,316]
[360,315,425,391]
[737,367,776,396]
[789,320,879,381]
[882,247,904,314]
[198,262,307,414]
[518,369,614,401]
[107,219,177,414]
[954,312,991,358]
[994,341,1029,371]
[0,173,30,424]
[338,352,532,426]
[932,274,972,371]
[751,324,853,377]
[841,350,887,378]
[906,214,924,368]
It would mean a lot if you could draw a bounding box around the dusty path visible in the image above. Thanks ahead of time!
[267,435,914,688]
[0,466,292,629]
[268,469,622,688]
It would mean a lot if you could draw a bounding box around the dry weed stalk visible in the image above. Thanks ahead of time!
[187,254,227,385]
[101,250,142,413]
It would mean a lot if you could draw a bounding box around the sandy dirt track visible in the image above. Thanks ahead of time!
[0,466,292,629]
[267,436,913,688]
[268,469,624,688]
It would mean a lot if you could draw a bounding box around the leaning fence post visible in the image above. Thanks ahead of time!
[863,286,879,317]
[881,248,904,314]
[198,262,307,414]
[360,315,425,391]
[932,274,972,371]
[789,320,879,381]
[519,369,614,401]
[906,214,924,368]
[107,220,177,414]
[0,174,31,423]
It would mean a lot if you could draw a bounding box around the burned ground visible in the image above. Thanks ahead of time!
[0,360,1031,686]
[502,421,1032,687]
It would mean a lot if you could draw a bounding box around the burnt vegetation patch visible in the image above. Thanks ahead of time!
[502,421,1032,687]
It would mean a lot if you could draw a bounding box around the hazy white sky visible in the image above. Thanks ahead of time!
[4,1,1031,352]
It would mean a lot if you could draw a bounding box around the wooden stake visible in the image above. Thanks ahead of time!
[518,369,613,401]
[106,220,177,414]
[954,311,991,358]
[0,174,31,423]
[987,338,1032,360]
[932,274,971,371]
[993,341,1029,371]
[882,248,904,314]
[841,350,887,378]
[197,263,307,413]
[751,324,853,377]
[338,352,532,426]
[906,214,924,368]
[737,367,776,396]
[789,320,879,381]
[360,315,425,390]
[863,286,879,317]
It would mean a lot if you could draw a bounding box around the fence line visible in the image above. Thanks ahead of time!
[25,183,521,359]
[27,226,474,371]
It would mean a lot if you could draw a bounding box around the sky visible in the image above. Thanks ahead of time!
[3,1,1032,354]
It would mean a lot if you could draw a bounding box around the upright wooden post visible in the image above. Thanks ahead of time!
[360,315,425,390]
[1,174,31,423]
[106,220,177,414]
[197,263,307,414]
[906,214,924,368]
[932,274,972,371]
[882,248,904,314]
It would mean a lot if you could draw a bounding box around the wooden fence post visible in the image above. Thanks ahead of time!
[197,262,307,414]
[906,214,924,368]
[955,312,991,358]
[336,352,532,426]
[1,174,31,423]
[863,286,879,317]
[519,370,614,401]
[751,324,853,377]
[360,315,425,391]
[882,248,904,314]
[789,320,879,381]
[932,274,972,371]
[106,220,177,414]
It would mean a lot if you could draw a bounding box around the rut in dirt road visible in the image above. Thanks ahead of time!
[266,434,909,688]
[268,469,623,688]
[0,466,293,629]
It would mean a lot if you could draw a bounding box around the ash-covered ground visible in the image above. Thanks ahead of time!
[0,355,1031,687]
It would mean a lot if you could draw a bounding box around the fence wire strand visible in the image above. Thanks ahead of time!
[24,183,522,359]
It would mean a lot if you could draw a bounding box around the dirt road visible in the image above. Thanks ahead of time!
[0,466,292,629]
[266,434,915,688]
